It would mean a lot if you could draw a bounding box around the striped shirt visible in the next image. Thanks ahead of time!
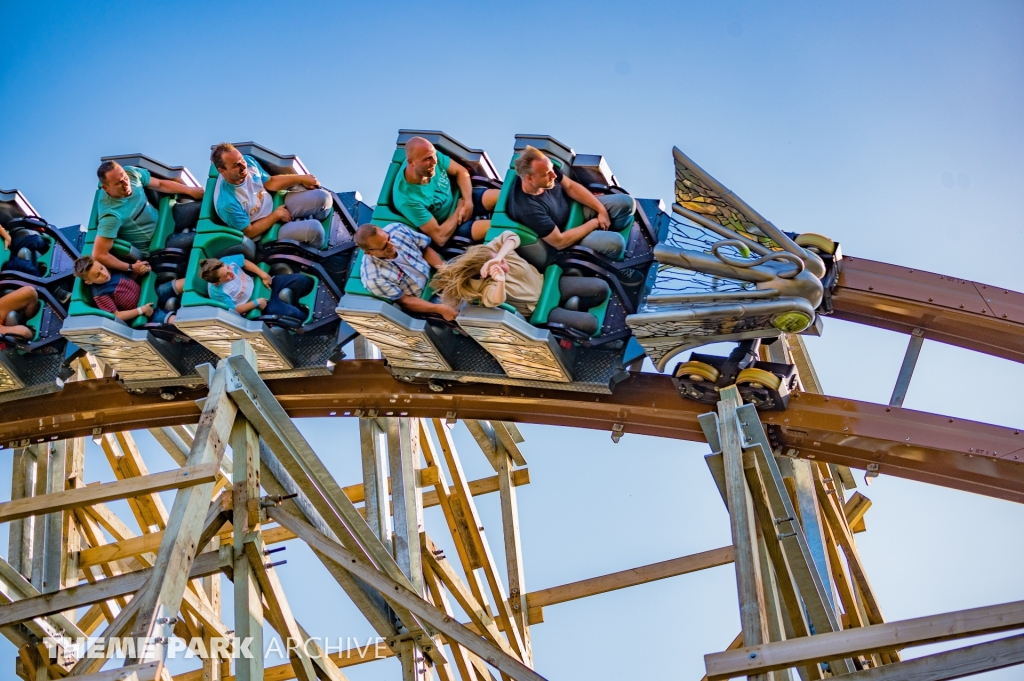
[91,273,140,314]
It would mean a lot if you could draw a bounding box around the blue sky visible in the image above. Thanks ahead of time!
[1,1,1023,679]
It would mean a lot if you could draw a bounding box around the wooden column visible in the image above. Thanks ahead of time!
[8,446,36,579]
[29,444,49,592]
[387,417,428,681]
[497,444,531,665]
[232,413,263,681]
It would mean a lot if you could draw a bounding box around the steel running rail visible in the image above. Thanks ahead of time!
[832,257,1024,364]
[3,360,1022,503]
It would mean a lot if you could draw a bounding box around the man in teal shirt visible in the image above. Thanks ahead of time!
[392,137,499,247]
[92,161,204,276]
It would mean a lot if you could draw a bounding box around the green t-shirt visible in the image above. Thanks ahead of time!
[96,166,159,253]
[392,150,455,227]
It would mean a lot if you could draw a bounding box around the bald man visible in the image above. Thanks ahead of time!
[391,137,500,248]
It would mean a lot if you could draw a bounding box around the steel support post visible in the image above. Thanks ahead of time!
[889,328,925,408]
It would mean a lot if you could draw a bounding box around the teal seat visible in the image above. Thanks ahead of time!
[182,229,315,324]
[528,264,609,338]
[0,228,57,278]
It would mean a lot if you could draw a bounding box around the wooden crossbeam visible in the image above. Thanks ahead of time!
[526,545,735,616]
[0,549,229,628]
[0,465,218,525]
[843,632,1024,680]
[78,469,530,570]
[704,599,1024,679]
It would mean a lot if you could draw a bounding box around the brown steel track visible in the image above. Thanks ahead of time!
[3,360,1022,503]
[832,257,1024,363]
[1,257,1021,502]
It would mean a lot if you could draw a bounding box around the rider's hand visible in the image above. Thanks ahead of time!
[439,305,459,322]
[138,303,154,317]
[260,272,273,288]
[131,261,151,275]
[1,231,9,249]
[456,198,473,224]
[299,175,319,189]
[275,205,293,223]
[256,297,268,310]
[480,257,507,279]
[596,209,612,230]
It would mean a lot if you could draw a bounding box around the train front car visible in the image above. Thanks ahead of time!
[338,131,660,393]
[626,147,841,410]
[60,155,220,395]
[174,142,358,377]
[0,189,82,402]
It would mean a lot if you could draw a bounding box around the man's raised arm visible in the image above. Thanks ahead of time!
[560,175,611,229]
[264,173,319,192]
[147,177,204,201]
[447,159,475,224]
[91,237,149,275]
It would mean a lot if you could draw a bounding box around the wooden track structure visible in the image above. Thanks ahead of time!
[1,256,1023,681]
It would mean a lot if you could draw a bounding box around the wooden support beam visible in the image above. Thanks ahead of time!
[526,545,734,612]
[717,386,769,679]
[0,547,230,629]
[704,599,1024,680]
[388,418,425,595]
[270,505,548,681]
[78,469,530,571]
[843,632,1024,680]
[496,443,531,664]
[423,552,477,681]
[127,351,240,660]
[0,465,219,524]
[8,446,38,578]
[256,439,400,644]
[232,414,263,681]
[423,535,518,660]
[226,355,438,664]
[358,415,390,547]
[430,419,529,665]
[245,535,319,681]
[844,493,871,534]
[491,422,527,468]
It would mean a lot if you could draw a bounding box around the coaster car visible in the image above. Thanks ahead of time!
[0,189,82,401]
[0,188,82,289]
[175,219,355,378]
[625,147,840,409]
[338,132,660,393]
[61,156,220,391]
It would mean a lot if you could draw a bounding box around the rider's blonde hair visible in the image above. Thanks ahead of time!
[432,244,499,307]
